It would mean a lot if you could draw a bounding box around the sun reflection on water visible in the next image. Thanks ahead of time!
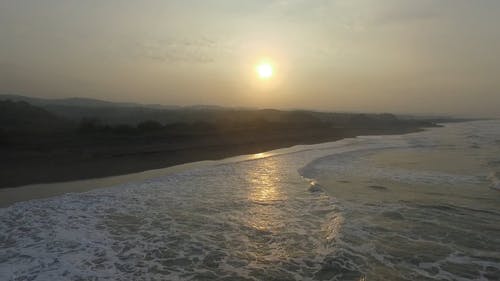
[250,152,268,160]
[245,157,287,233]
[242,155,343,262]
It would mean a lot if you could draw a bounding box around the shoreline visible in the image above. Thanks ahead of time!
[0,127,427,207]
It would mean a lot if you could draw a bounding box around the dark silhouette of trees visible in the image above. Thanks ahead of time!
[137,120,163,132]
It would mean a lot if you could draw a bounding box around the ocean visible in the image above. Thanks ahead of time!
[1,120,499,280]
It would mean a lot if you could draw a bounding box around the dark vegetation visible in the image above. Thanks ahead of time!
[0,95,437,188]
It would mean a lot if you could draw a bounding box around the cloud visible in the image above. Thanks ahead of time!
[139,36,229,64]
[368,1,441,26]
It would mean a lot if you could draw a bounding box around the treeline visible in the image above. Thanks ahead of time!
[0,99,435,140]
[77,118,215,135]
[76,117,331,137]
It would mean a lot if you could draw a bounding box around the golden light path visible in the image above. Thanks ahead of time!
[243,152,345,263]
[245,157,286,233]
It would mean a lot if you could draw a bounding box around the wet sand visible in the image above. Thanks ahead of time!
[0,137,347,207]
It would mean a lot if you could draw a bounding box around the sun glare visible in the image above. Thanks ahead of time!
[256,63,273,79]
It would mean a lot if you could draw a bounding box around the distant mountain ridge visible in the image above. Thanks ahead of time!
[0,94,182,110]
[0,100,71,132]
[0,94,441,129]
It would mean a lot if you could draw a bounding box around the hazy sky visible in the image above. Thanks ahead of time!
[1,0,500,116]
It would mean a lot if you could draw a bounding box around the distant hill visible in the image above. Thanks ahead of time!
[0,94,181,109]
[0,100,71,132]
[0,94,437,128]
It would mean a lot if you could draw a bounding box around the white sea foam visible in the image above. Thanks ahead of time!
[1,145,349,281]
[489,172,500,190]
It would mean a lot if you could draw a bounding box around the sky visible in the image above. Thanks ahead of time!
[1,0,500,117]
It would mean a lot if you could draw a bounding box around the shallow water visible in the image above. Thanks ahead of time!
[1,120,500,280]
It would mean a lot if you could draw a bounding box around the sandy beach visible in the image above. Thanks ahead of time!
[0,126,424,190]
[0,127,425,207]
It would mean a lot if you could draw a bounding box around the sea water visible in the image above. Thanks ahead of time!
[1,120,499,280]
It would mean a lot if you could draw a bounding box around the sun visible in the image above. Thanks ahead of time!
[256,63,273,79]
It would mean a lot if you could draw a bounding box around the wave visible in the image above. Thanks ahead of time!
[300,149,483,188]
[0,144,347,281]
[489,171,500,190]
[3,120,500,280]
